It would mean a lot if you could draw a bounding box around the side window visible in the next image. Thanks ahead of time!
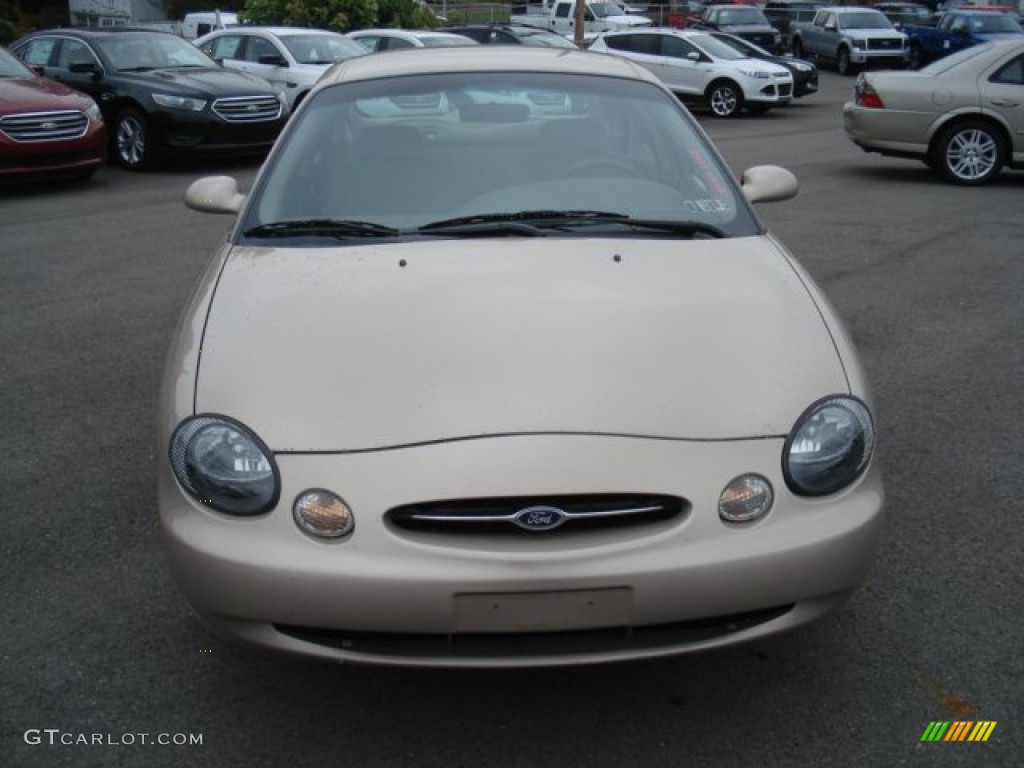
[950,17,967,34]
[57,39,99,70]
[555,4,571,19]
[197,23,212,37]
[384,37,415,50]
[16,38,57,67]
[206,35,243,60]
[661,36,699,59]
[493,31,518,44]
[991,55,1024,85]
[245,36,281,63]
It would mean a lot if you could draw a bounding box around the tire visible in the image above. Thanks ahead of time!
[836,46,855,76]
[930,120,1004,186]
[706,80,743,118]
[112,107,155,170]
[909,44,925,70]
[791,38,804,60]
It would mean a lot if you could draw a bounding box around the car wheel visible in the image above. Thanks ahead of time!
[836,47,855,76]
[113,107,155,170]
[706,80,743,118]
[909,44,924,70]
[931,120,1004,186]
[791,39,804,60]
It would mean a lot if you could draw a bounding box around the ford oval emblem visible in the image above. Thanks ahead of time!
[513,505,567,532]
[42,121,58,131]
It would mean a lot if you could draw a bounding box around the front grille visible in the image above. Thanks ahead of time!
[212,95,282,123]
[0,110,88,142]
[388,494,687,535]
[274,605,793,660]
[778,83,793,97]
[867,38,902,51]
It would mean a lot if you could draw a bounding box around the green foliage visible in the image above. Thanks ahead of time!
[241,0,378,32]
[377,0,436,29]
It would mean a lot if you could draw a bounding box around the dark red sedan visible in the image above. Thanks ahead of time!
[0,47,106,181]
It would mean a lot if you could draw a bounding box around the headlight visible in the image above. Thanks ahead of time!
[151,93,207,111]
[783,396,875,497]
[169,415,280,515]
[792,62,812,72]
[739,69,772,79]
[851,40,866,50]
[85,102,103,123]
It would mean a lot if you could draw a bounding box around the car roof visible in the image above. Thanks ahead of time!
[317,45,663,88]
[202,26,344,36]
[21,27,179,38]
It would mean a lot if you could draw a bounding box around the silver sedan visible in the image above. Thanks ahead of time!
[843,39,1024,185]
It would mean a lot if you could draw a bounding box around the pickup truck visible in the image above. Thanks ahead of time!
[790,6,909,75]
[509,1,652,40]
[902,10,1024,69]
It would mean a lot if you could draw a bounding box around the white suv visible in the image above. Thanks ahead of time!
[591,28,794,117]
[195,27,368,109]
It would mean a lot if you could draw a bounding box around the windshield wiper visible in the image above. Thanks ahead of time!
[243,219,401,239]
[417,211,727,239]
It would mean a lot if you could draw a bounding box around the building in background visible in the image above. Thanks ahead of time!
[68,0,170,28]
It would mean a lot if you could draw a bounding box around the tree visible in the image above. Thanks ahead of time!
[241,0,378,32]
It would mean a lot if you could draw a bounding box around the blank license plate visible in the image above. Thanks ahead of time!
[453,588,632,633]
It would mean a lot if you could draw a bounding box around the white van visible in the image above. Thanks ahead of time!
[181,11,240,41]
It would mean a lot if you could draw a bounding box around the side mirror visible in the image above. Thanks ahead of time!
[824,22,836,31]
[687,51,701,62]
[30,64,45,76]
[184,176,245,214]
[258,54,288,67]
[740,165,799,203]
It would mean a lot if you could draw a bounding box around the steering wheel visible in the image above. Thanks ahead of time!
[558,157,642,179]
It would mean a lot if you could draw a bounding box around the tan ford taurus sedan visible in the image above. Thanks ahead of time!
[160,46,884,667]
[843,39,1024,185]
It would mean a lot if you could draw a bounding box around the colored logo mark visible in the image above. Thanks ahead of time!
[920,721,997,742]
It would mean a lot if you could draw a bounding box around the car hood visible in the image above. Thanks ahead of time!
[0,76,95,114]
[195,237,849,451]
[118,66,277,96]
[721,24,777,34]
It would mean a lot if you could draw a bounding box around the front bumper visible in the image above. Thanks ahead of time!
[148,106,287,155]
[0,121,106,179]
[159,433,883,667]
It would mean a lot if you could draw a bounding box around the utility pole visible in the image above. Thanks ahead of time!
[574,0,585,47]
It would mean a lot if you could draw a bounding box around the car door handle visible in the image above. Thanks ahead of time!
[989,99,1019,108]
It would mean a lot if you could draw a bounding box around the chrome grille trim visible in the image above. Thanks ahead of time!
[212,95,282,123]
[388,494,687,534]
[0,110,88,142]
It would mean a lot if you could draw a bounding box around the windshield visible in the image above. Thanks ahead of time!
[840,12,895,30]
[719,9,771,25]
[241,71,758,242]
[420,35,478,47]
[590,3,625,18]
[0,46,33,77]
[279,33,367,64]
[97,34,216,70]
[688,33,749,60]
[517,31,579,48]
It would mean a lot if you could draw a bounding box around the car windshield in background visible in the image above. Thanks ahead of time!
[97,34,216,70]
[279,33,367,64]
[689,33,749,60]
[590,3,628,18]
[420,36,478,47]
[516,31,579,48]
[0,46,32,76]
[842,13,895,30]
[242,71,758,241]
[719,9,769,24]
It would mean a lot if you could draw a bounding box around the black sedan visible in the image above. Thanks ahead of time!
[706,30,819,98]
[10,29,289,170]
